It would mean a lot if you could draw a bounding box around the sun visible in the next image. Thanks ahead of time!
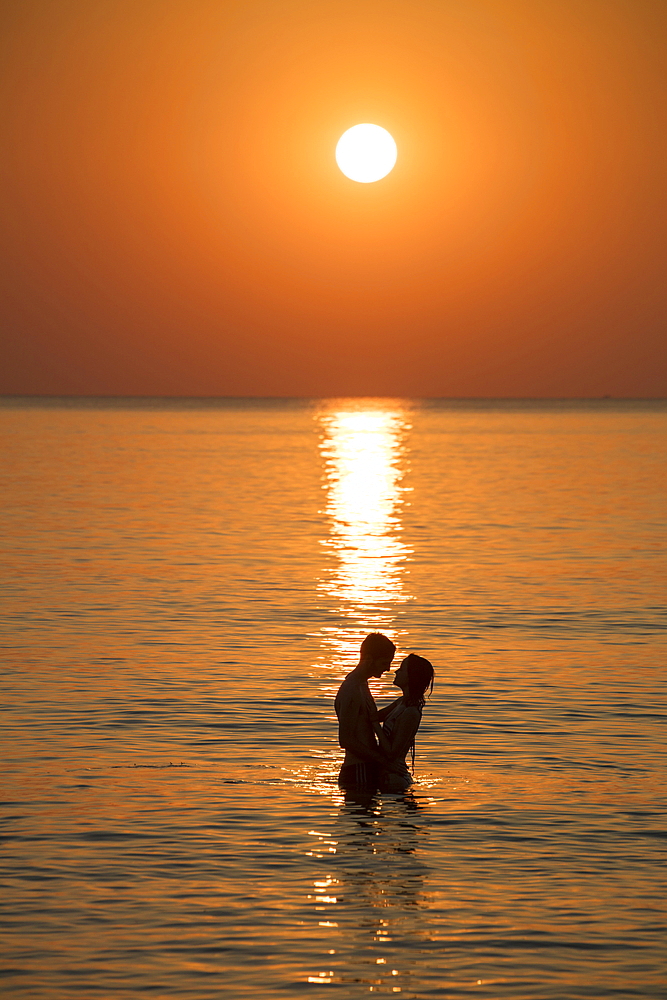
[335,124,397,183]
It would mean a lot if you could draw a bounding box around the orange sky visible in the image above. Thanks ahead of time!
[1,0,666,397]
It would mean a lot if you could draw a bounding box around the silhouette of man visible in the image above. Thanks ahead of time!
[335,632,396,789]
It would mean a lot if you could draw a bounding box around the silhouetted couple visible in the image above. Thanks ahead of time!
[334,633,434,793]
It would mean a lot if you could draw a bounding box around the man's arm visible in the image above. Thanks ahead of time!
[337,686,387,765]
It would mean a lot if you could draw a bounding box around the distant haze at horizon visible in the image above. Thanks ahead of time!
[3,395,667,403]
[1,0,666,398]
[3,396,667,403]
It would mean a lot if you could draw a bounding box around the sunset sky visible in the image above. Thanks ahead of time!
[1,0,665,397]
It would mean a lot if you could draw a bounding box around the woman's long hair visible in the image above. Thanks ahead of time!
[403,653,435,710]
[402,653,435,772]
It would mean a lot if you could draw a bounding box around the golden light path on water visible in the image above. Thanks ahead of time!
[316,401,413,668]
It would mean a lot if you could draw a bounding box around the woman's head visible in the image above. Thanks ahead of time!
[394,653,435,708]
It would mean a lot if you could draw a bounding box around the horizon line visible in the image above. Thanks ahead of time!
[1,393,666,403]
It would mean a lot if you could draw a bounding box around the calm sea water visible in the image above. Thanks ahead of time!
[1,398,666,999]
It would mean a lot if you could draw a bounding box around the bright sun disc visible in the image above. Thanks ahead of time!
[335,124,397,183]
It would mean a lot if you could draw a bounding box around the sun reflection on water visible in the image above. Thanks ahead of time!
[315,400,413,672]
[319,405,411,609]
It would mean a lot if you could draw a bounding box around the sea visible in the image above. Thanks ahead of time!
[1,397,666,999]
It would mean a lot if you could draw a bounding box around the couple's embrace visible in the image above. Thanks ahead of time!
[334,632,435,793]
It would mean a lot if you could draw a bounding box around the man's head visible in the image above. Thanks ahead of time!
[359,632,396,677]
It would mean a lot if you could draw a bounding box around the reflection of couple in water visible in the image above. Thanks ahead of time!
[335,633,434,793]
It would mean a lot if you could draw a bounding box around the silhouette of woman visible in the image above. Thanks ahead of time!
[374,654,435,793]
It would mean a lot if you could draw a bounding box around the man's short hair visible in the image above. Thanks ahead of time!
[360,632,396,661]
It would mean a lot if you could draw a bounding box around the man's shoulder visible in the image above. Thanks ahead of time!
[335,670,366,707]
[337,669,364,692]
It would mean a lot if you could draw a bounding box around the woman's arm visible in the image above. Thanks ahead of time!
[376,698,401,723]
[373,700,401,753]
[376,707,421,762]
